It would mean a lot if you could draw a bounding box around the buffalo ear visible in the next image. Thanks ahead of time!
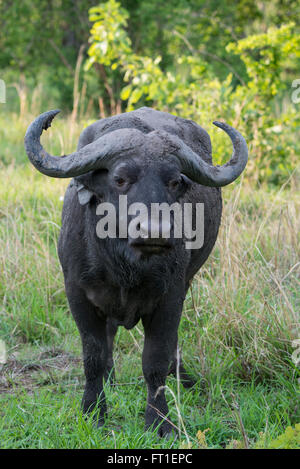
[77,183,94,205]
[74,170,107,205]
[73,178,94,206]
[181,174,192,188]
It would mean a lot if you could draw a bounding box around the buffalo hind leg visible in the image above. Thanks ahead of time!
[66,285,108,427]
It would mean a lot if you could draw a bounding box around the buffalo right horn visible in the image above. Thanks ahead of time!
[24,110,145,178]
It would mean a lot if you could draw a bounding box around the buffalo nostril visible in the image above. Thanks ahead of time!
[139,220,149,238]
[134,217,173,239]
[160,219,172,239]
[150,219,172,239]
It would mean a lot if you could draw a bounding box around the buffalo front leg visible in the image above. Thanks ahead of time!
[66,284,108,427]
[142,292,183,437]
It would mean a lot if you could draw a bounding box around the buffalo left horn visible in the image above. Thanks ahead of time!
[169,121,248,187]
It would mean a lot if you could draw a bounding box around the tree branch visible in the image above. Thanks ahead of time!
[49,39,74,74]
[173,29,246,87]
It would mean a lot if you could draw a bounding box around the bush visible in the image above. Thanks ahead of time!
[255,424,300,449]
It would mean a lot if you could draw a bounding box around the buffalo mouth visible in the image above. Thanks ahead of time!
[129,239,172,255]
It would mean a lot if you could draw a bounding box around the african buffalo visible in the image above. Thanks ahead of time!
[24,107,247,437]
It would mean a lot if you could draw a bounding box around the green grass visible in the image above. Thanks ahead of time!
[0,355,298,449]
[0,112,299,449]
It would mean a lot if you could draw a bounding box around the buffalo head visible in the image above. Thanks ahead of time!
[24,109,248,256]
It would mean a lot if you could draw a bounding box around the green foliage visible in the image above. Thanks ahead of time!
[227,23,300,97]
[0,0,97,109]
[226,22,300,184]
[255,424,300,449]
[1,0,299,184]
[86,1,300,185]
[225,424,300,449]
[85,0,131,69]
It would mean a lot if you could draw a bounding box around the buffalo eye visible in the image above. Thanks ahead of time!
[114,176,127,188]
[168,177,182,191]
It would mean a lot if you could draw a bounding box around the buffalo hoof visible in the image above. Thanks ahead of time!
[146,420,177,439]
[181,375,197,389]
[82,409,105,429]
[82,396,107,429]
[84,405,106,428]
[104,367,116,385]
[169,362,198,389]
[157,421,177,439]
[93,415,105,429]
[145,409,177,438]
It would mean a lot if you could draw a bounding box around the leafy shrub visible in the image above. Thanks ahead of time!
[86,1,300,185]
[255,424,300,449]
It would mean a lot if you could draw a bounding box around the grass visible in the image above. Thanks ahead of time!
[0,111,299,449]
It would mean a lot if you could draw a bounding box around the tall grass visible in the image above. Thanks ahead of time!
[183,180,299,383]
